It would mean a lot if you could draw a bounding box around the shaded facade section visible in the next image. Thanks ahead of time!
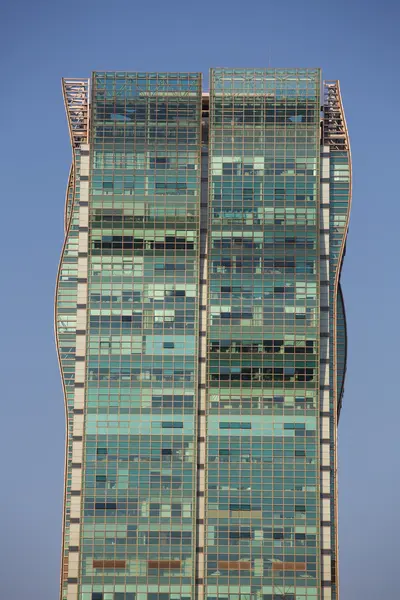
[336,284,347,416]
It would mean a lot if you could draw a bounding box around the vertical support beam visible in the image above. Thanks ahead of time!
[66,143,90,600]
[320,146,332,599]
[195,94,209,600]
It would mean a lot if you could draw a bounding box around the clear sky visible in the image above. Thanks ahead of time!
[0,0,399,598]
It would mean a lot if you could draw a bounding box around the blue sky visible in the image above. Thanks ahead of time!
[0,1,399,598]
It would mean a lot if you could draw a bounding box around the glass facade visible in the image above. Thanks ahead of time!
[56,70,351,600]
[206,69,321,600]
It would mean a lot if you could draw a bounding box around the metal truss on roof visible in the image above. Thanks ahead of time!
[62,78,90,149]
[323,81,349,151]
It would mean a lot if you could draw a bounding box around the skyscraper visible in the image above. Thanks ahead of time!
[56,69,351,600]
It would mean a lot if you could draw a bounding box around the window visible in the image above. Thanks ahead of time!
[152,395,193,409]
[155,310,175,323]
[295,450,306,457]
[155,182,187,191]
[171,503,182,517]
[220,422,251,430]
[230,503,251,511]
[95,502,116,510]
[230,528,252,539]
[150,157,169,168]
[149,503,160,516]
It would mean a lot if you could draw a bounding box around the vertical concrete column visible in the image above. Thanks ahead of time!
[320,146,332,599]
[195,104,209,600]
[67,143,90,600]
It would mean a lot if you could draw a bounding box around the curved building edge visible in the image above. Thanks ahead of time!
[56,77,90,600]
[324,80,352,600]
[332,80,352,420]
[336,283,347,418]
[55,159,77,600]
[64,165,74,233]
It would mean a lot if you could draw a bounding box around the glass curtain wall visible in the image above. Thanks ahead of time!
[206,68,322,600]
[81,72,202,600]
[58,69,352,600]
